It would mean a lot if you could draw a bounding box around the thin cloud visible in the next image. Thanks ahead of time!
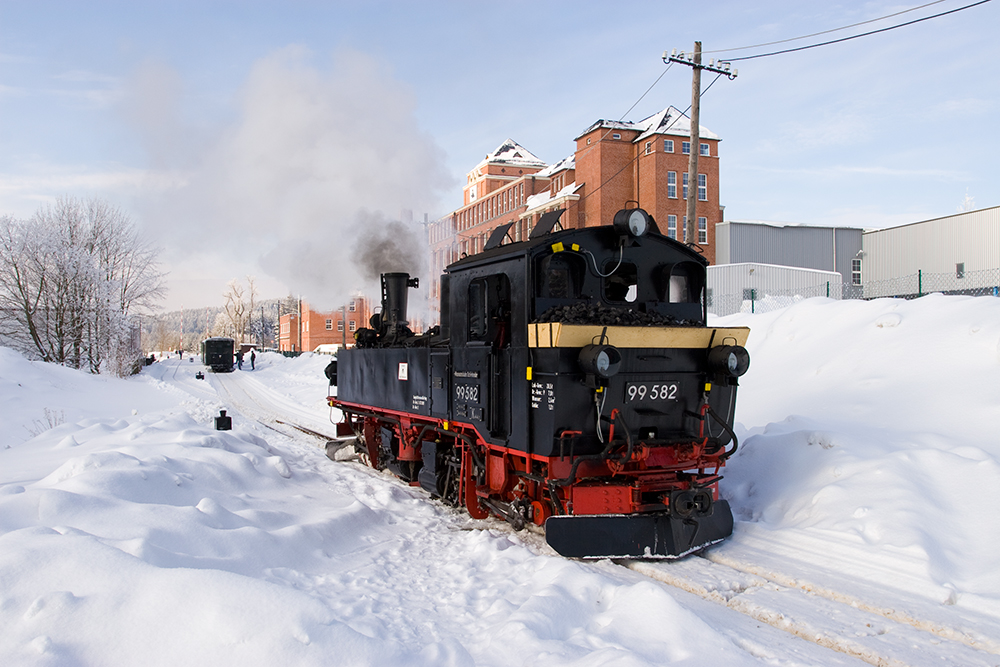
[731,162,960,180]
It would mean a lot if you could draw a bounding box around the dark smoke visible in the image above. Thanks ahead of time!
[353,212,428,282]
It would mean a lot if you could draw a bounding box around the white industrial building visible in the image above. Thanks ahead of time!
[860,206,1000,298]
[709,207,1000,310]
[716,220,863,290]
[707,263,842,317]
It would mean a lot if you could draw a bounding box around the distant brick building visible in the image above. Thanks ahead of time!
[277,296,372,352]
[426,106,723,305]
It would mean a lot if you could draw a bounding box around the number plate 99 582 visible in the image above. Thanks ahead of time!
[624,382,679,403]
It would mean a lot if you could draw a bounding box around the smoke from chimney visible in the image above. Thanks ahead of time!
[126,46,452,310]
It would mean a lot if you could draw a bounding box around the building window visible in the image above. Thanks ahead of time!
[957,262,965,279]
[325,319,333,330]
[682,216,688,243]
[349,320,356,332]
[667,215,677,240]
[612,132,621,140]
[337,321,344,332]
[644,141,652,155]
[349,300,356,312]
[852,258,862,285]
[698,217,707,244]
[664,139,674,153]
[682,173,689,200]
[667,172,677,198]
[698,173,707,201]
[700,143,710,156]
[682,141,691,155]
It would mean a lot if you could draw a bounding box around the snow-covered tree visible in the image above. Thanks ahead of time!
[0,197,165,376]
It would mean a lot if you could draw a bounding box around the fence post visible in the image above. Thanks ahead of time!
[751,288,756,314]
[918,269,922,297]
[826,281,830,298]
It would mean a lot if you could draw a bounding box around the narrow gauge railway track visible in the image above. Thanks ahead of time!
[208,370,341,443]
[626,554,1000,667]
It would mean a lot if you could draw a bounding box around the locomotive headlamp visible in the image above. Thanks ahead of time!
[708,345,750,378]
[612,208,651,238]
[579,344,622,379]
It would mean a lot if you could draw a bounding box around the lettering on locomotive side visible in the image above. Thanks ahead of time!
[455,383,480,403]
[411,394,428,410]
[454,370,480,379]
[530,381,555,411]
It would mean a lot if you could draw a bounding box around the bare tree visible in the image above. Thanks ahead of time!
[222,276,257,343]
[958,189,976,212]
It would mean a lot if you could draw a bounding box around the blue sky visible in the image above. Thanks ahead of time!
[1,0,997,310]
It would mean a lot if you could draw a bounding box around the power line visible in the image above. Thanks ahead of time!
[619,62,673,121]
[703,0,949,54]
[726,0,992,62]
[569,62,676,172]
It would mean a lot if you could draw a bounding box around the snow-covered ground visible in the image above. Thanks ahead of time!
[1,294,998,666]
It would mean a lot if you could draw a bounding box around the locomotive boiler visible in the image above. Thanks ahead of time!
[327,207,749,558]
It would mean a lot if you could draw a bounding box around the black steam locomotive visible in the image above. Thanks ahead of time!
[201,337,235,373]
[327,207,749,558]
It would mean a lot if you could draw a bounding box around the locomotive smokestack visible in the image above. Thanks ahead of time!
[381,272,419,338]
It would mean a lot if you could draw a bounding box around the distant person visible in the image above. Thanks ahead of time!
[237,350,244,370]
[250,349,256,370]
[179,349,183,359]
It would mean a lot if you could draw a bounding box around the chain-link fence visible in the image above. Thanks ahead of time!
[709,267,1000,317]
[709,281,837,317]
[845,266,1000,300]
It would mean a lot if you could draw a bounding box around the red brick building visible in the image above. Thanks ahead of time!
[427,106,723,305]
[277,296,372,352]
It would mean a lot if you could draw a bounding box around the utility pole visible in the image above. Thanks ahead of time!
[664,43,737,250]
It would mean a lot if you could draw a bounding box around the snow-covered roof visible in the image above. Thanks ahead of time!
[576,105,720,142]
[523,182,582,214]
[475,139,547,170]
[535,154,575,178]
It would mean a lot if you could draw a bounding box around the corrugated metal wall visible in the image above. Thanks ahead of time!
[862,206,1000,281]
[716,222,731,265]
[707,263,842,316]
[717,221,862,286]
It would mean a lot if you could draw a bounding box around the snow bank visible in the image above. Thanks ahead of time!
[1,294,999,665]
[0,349,761,666]
[715,295,1000,613]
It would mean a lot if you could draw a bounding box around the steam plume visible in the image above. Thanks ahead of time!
[128,46,451,310]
